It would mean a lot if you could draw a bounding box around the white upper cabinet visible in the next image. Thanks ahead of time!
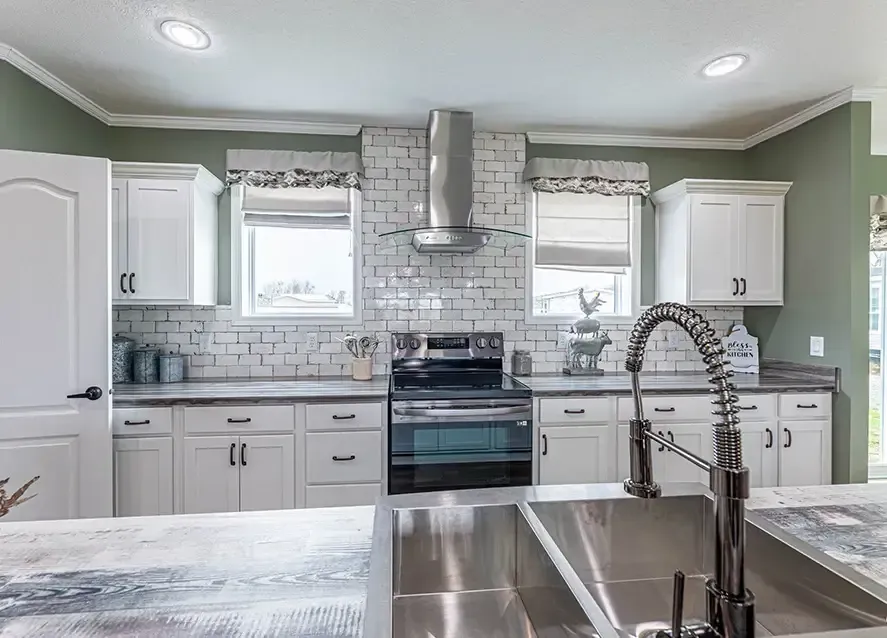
[654,179,791,306]
[112,163,222,306]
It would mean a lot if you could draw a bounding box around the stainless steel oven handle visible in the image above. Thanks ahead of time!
[392,405,530,418]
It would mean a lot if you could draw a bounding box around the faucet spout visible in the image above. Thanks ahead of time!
[623,302,755,638]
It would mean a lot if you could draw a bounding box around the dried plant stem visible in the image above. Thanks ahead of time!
[0,476,40,518]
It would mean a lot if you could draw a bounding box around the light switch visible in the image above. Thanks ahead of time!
[810,336,825,357]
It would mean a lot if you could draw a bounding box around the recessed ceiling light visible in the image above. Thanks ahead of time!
[159,20,211,50]
[702,54,748,78]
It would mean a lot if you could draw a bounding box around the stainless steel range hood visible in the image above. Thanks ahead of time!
[378,109,528,254]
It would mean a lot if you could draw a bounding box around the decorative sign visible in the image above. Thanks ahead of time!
[724,324,759,374]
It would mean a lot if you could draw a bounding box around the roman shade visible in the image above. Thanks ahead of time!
[242,186,352,229]
[523,157,650,197]
[873,195,887,250]
[226,149,363,190]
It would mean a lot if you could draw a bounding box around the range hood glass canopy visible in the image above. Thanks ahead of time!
[378,225,530,254]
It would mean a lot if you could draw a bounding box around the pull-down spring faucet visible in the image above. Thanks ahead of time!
[623,302,755,638]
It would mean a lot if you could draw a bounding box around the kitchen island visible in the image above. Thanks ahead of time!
[2,483,887,636]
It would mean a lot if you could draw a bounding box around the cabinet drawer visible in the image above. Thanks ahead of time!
[113,408,172,435]
[306,431,382,484]
[306,402,383,431]
[538,397,609,424]
[306,483,381,508]
[184,406,294,434]
[734,394,776,421]
[778,394,831,419]
[618,395,711,422]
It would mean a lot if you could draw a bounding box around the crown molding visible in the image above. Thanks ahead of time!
[526,131,744,150]
[107,113,361,136]
[651,178,793,204]
[111,162,224,194]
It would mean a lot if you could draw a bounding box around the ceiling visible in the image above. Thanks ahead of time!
[3,0,887,139]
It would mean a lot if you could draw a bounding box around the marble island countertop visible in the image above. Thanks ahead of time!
[1,483,886,636]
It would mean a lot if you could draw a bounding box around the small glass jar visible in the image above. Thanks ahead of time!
[511,350,533,376]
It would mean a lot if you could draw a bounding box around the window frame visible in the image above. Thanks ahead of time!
[230,184,363,326]
[524,191,641,325]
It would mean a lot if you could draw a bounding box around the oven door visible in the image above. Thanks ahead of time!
[388,398,532,495]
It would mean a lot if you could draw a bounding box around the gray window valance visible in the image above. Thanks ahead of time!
[226,149,364,190]
[873,196,887,250]
[523,157,650,197]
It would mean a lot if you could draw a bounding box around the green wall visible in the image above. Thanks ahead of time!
[871,155,887,195]
[744,103,872,483]
[527,144,749,304]
[110,128,361,304]
[0,62,109,156]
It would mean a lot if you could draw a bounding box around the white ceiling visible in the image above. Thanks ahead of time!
[4,0,887,138]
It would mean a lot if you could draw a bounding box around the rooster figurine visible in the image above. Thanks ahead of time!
[578,288,603,318]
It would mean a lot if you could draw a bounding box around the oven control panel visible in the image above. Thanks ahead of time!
[392,332,504,359]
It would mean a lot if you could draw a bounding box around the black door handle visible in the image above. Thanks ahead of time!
[332,414,356,420]
[740,277,747,295]
[129,273,135,294]
[241,443,247,466]
[783,428,792,448]
[654,407,676,413]
[120,273,128,294]
[658,431,665,452]
[67,386,102,401]
[542,433,548,456]
[732,278,739,296]
[229,443,236,466]
[332,455,356,462]
[668,431,675,446]
[765,428,773,449]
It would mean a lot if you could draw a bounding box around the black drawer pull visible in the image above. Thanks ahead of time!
[738,405,758,411]
[765,428,773,448]
[227,417,252,423]
[332,455,356,462]
[123,419,150,426]
[332,414,356,420]
[796,404,818,409]
[563,409,586,415]
[654,407,676,413]
[229,443,236,466]
[783,428,792,448]
[241,443,247,466]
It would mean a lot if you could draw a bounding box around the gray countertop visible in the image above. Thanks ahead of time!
[1,483,886,636]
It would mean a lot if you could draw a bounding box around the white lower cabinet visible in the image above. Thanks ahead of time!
[239,435,295,512]
[306,484,382,508]
[778,420,830,487]
[538,425,613,485]
[657,424,711,484]
[113,437,173,517]
[740,422,778,488]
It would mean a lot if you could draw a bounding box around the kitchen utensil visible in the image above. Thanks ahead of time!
[337,335,361,358]
[132,347,159,384]
[112,335,135,384]
[358,336,372,358]
[365,337,380,358]
[158,352,184,383]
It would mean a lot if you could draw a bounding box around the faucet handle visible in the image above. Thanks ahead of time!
[670,570,685,638]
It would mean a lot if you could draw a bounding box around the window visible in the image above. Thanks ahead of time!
[526,192,640,322]
[231,185,362,324]
[871,281,881,332]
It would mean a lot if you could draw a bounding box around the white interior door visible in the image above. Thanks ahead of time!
[688,194,739,303]
[0,150,112,520]
[126,179,190,301]
[738,196,783,303]
[238,435,295,512]
[111,179,128,301]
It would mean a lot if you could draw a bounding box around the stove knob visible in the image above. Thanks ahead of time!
[476,337,488,349]
[395,338,407,350]
[409,338,420,350]
[489,336,501,349]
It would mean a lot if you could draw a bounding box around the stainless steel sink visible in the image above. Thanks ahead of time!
[529,495,887,637]
[390,504,598,637]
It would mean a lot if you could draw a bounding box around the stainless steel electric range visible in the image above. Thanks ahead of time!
[388,332,532,495]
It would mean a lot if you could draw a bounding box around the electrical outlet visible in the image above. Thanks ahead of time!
[198,332,212,354]
[556,332,569,349]
[306,332,319,352]
[667,332,682,348]
[810,336,825,357]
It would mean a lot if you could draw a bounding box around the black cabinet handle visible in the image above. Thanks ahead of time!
[332,414,356,420]
[658,431,666,452]
[765,428,773,449]
[740,277,747,295]
[241,443,247,466]
[732,278,739,296]
[654,407,676,413]
[227,417,252,423]
[123,419,150,426]
[796,404,818,409]
[783,428,792,448]
[129,273,135,294]
[564,409,586,415]
[668,431,675,444]
[67,386,102,401]
[332,454,356,462]
[229,443,236,466]
[120,273,128,294]
[542,433,548,456]
[738,405,758,411]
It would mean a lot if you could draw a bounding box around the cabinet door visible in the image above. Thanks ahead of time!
[539,426,613,485]
[778,421,829,486]
[239,435,295,512]
[111,179,128,301]
[660,424,711,485]
[740,422,778,488]
[688,194,739,303]
[127,180,191,301]
[183,436,239,514]
[113,437,173,517]
[739,196,783,303]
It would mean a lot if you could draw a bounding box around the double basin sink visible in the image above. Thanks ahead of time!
[364,484,887,638]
